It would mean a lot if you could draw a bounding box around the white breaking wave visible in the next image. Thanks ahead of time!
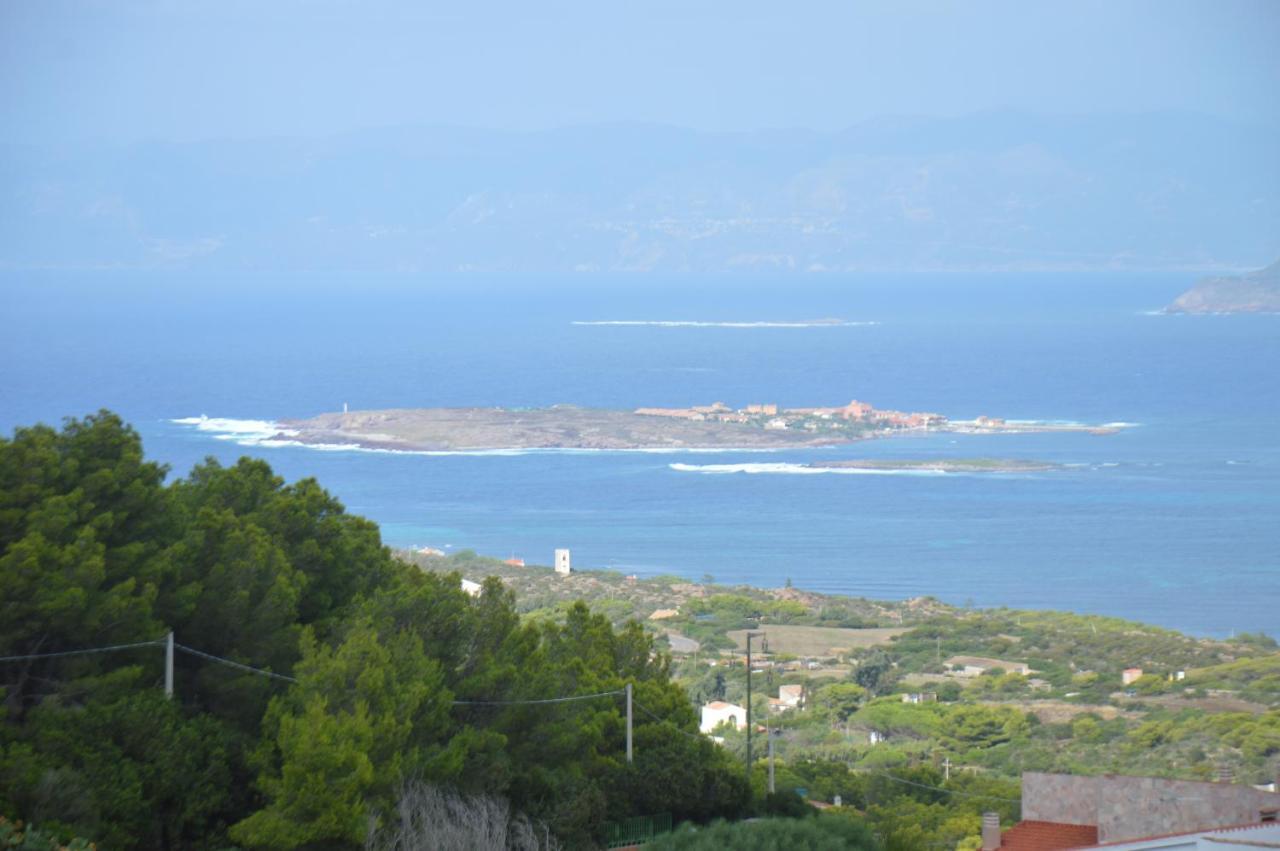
[170,416,296,445]
[669,462,949,476]
[572,319,878,328]
[995,419,1139,429]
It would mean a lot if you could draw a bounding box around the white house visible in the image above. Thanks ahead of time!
[778,684,804,708]
[700,701,746,734]
[460,578,483,597]
[554,548,572,575]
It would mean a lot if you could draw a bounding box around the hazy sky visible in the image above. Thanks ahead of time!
[2,0,1279,143]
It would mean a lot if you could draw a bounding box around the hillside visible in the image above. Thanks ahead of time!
[4,413,1277,850]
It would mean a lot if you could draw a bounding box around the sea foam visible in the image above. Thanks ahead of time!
[170,416,296,445]
[669,462,948,476]
[571,319,878,328]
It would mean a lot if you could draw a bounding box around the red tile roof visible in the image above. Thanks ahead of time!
[1071,820,1280,848]
[999,820,1099,850]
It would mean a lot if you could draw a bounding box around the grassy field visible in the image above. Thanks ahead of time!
[726,625,907,656]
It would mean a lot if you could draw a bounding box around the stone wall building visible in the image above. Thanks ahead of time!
[983,772,1280,849]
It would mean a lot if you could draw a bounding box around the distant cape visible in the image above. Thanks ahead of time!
[1164,261,1280,314]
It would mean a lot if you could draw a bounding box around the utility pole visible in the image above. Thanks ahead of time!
[164,631,174,698]
[942,756,952,781]
[625,682,633,764]
[745,631,762,784]
[768,718,776,794]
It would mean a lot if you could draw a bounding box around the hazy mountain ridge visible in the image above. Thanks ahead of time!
[3,112,1276,273]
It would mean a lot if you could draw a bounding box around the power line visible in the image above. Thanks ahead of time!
[173,643,298,683]
[859,769,1022,803]
[632,698,706,742]
[2,639,660,721]
[0,639,165,662]
[452,689,623,706]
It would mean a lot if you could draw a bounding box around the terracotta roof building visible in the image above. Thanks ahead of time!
[997,820,1098,850]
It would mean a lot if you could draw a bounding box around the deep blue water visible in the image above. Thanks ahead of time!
[2,272,1277,637]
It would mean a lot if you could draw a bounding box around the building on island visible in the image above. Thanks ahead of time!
[902,692,938,704]
[503,557,525,567]
[1122,667,1144,685]
[700,701,747,734]
[554,548,572,575]
[631,398,947,431]
[460,578,483,597]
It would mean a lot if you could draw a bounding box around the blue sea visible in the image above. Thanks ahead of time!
[2,272,1277,638]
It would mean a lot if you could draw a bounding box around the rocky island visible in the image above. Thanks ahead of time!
[1164,260,1280,314]
[272,399,1120,452]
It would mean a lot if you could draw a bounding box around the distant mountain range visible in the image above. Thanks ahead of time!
[1164,260,1280,313]
[2,111,1277,274]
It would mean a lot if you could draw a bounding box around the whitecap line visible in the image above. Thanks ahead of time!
[669,462,949,476]
[571,319,878,328]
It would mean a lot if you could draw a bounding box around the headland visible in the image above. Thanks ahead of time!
[1164,260,1280,314]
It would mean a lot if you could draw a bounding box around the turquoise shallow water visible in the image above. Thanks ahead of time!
[2,272,1277,637]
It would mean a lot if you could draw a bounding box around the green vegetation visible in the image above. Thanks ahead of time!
[0,817,94,851]
[646,813,877,851]
[0,413,745,849]
[3,412,1277,850]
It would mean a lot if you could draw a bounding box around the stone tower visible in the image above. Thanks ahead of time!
[554,548,572,575]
